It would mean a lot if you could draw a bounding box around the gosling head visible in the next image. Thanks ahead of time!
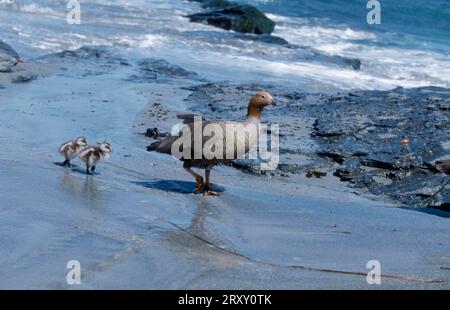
[76,137,88,147]
[247,91,276,119]
[99,141,112,154]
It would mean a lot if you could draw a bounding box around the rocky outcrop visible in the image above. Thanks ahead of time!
[187,2,275,34]
[185,1,361,70]
[126,58,200,83]
[0,40,20,72]
[157,82,450,211]
[309,87,450,209]
[35,46,130,78]
[138,59,198,78]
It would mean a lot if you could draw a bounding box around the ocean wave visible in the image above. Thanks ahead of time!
[1,0,448,90]
[0,0,62,16]
[263,13,450,88]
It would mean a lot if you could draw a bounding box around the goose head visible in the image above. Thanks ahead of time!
[247,91,276,119]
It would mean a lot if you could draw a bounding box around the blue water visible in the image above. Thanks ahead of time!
[0,0,449,90]
[242,0,450,52]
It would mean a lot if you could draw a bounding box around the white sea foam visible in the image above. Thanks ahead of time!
[0,0,448,90]
[268,13,450,89]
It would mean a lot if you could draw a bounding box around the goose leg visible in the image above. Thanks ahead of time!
[86,164,91,175]
[204,167,219,196]
[183,163,203,193]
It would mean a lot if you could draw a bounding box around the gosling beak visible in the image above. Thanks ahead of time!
[271,100,277,106]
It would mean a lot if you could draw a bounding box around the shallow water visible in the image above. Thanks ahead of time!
[1,0,450,289]
[0,48,449,288]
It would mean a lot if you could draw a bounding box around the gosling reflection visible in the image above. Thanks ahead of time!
[58,169,108,210]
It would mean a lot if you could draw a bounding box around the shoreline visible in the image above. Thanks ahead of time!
[1,0,450,289]
[1,44,450,288]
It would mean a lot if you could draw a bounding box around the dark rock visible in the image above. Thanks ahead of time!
[361,152,425,171]
[12,73,36,83]
[433,188,450,211]
[306,170,327,178]
[334,168,357,182]
[52,46,110,60]
[317,151,347,164]
[375,171,448,208]
[291,47,362,71]
[234,33,290,46]
[313,52,361,70]
[435,159,450,174]
[309,87,450,210]
[174,82,450,211]
[38,46,130,67]
[0,40,19,60]
[313,113,372,138]
[187,5,275,34]
[334,158,370,183]
[36,46,130,78]
[145,128,160,139]
[128,59,199,83]
[341,57,361,71]
[361,159,400,170]
[228,160,259,174]
[277,164,304,174]
[145,127,169,139]
[138,59,197,78]
[126,73,157,82]
[0,40,20,72]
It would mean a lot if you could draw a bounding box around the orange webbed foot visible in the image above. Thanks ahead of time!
[203,184,220,196]
[203,190,220,197]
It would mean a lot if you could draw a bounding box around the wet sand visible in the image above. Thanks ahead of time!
[0,49,449,289]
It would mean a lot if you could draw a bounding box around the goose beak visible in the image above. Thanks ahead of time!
[271,100,277,106]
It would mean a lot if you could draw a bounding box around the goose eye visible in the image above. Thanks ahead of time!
[261,96,265,99]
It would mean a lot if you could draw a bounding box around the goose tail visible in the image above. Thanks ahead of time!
[147,140,161,152]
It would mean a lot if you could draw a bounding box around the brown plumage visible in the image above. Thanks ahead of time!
[58,137,87,167]
[147,91,276,196]
[435,160,450,175]
[79,142,112,175]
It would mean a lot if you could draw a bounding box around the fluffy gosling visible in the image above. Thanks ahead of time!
[78,142,112,175]
[58,137,88,167]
